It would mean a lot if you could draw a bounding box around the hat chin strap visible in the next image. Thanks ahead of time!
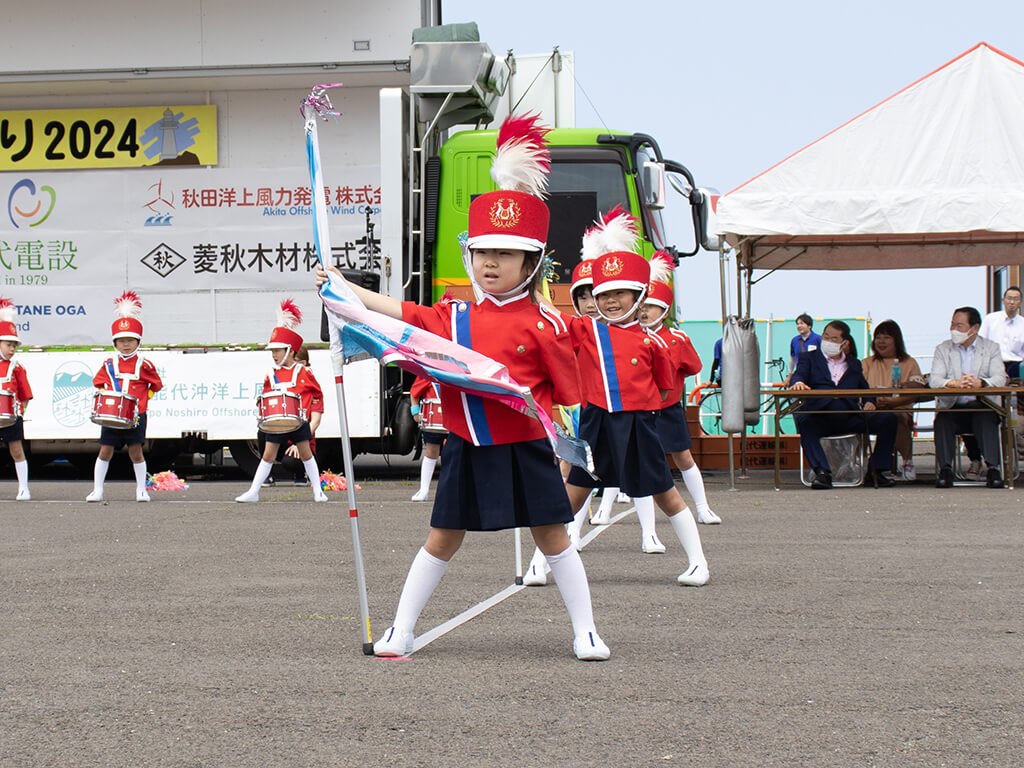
[462,242,544,303]
[639,305,669,330]
[594,287,647,326]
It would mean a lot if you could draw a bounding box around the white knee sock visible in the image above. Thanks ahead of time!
[681,465,711,514]
[668,507,706,567]
[417,456,438,495]
[392,547,449,634]
[14,459,28,491]
[546,545,597,637]
[248,460,274,493]
[598,487,617,517]
[302,456,322,494]
[569,498,589,546]
[635,496,656,539]
[93,458,110,493]
[133,460,148,492]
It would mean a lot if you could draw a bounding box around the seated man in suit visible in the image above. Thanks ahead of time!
[790,320,898,489]
[930,306,1007,489]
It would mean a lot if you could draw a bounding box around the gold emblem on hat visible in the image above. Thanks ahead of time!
[489,197,522,229]
[579,263,592,277]
[602,255,624,276]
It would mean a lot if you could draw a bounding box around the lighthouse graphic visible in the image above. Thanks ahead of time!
[140,108,202,165]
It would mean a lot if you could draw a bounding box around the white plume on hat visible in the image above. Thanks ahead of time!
[489,113,551,198]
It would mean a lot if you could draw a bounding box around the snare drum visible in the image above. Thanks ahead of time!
[258,390,307,434]
[0,390,20,428]
[91,390,139,429]
[420,398,448,434]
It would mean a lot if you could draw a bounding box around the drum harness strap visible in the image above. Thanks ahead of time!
[105,355,143,394]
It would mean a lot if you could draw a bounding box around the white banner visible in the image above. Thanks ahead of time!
[20,349,380,440]
[0,166,383,343]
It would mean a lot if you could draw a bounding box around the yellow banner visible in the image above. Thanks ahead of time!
[0,105,217,170]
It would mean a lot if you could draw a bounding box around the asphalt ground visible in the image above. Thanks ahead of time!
[2,465,1023,767]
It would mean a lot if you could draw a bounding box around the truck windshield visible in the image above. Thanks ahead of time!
[548,157,629,214]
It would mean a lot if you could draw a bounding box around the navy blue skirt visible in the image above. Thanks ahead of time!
[654,401,693,453]
[421,429,446,446]
[567,406,674,497]
[263,421,312,444]
[431,434,573,532]
[99,413,148,448]
[0,416,24,443]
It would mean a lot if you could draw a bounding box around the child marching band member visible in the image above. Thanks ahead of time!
[549,210,710,586]
[317,114,609,661]
[409,375,446,502]
[640,252,721,527]
[0,299,33,500]
[87,292,163,503]
[235,300,327,503]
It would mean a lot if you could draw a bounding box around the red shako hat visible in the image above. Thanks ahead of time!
[467,114,551,253]
[646,251,676,309]
[267,299,303,353]
[0,298,19,343]
[111,291,143,340]
[590,208,649,296]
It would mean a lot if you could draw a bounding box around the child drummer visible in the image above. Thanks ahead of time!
[87,292,163,503]
[235,300,327,503]
[0,298,33,500]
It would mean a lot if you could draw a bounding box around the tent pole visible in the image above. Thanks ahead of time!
[720,236,736,491]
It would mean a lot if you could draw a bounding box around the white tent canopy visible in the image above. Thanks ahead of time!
[716,42,1024,271]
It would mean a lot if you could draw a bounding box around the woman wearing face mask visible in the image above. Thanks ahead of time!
[790,320,899,489]
[861,320,925,481]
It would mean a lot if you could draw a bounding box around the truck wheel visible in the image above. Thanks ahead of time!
[226,439,263,476]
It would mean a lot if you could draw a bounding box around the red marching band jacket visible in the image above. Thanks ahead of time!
[402,295,582,446]
[650,324,702,408]
[261,364,325,417]
[567,315,675,412]
[0,359,32,414]
[93,355,163,414]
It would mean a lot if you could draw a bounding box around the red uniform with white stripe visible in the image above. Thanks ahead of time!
[0,359,32,413]
[92,355,163,414]
[566,315,675,411]
[261,364,324,416]
[650,324,702,408]
[402,294,581,445]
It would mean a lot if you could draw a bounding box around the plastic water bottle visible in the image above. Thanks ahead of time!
[891,363,901,387]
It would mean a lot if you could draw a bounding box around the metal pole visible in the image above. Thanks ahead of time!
[304,98,374,654]
[328,338,375,654]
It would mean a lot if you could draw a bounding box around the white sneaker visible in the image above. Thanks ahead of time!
[136,489,151,503]
[568,523,582,552]
[373,626,415,657]
[573,630,610,661]
[589,508,611,525]
[966,460,983,480]
[86,489,103,503]
[411,488,429,502]
[235,489,260,503]
[522,561,549,586]
[16,488,30,501]
[615,491,631,504]
[697,508,722,525]
[642,533,666,554]
[313,491,328,503]
[677,562,710,587]
[901,462,917,482]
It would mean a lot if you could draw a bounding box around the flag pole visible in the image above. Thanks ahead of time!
[303,89,374,655]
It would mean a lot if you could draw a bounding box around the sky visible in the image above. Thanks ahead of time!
[441,0,1024,364]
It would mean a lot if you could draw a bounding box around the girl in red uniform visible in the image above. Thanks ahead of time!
[235,301,327,503]
[409,375,446,502]
[317,115,608,661]
[639,253,721,528]
[556,212,710,586]
[0,299,33,500]
[87,292,163,503]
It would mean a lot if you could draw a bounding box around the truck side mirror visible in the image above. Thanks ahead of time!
[641,161,667,210]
